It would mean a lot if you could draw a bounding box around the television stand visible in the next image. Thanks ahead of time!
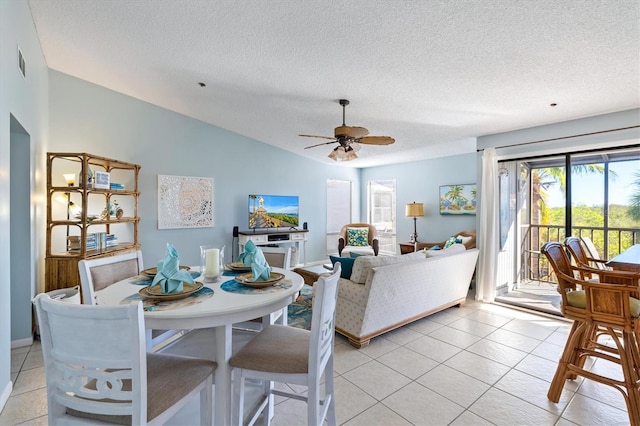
[238,229,309,266]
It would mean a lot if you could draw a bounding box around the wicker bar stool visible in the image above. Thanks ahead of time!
[542,242,640,425]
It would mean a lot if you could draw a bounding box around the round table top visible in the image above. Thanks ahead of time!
[96,267,304,327]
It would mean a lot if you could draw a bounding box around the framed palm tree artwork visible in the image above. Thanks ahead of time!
[439,184,477,215]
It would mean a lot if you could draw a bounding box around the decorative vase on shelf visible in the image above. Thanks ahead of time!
[200,245,224,282]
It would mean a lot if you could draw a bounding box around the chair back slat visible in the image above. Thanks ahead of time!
[34,295,147,423]
[309,263,341,374]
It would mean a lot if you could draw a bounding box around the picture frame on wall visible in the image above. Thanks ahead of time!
[439,183,477,215]
[157,174,214,229]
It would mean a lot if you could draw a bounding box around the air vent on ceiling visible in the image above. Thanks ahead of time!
[18,46,26,78]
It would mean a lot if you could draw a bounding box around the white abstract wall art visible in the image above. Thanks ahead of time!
[158,174,214,229]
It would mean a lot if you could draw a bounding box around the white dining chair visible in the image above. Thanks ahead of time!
[233,246,293,333]
[33,293,216,425]
[78,250,183,351]
[262,246,292,270]
[230,263,341,426]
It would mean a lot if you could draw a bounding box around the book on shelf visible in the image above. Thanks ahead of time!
[67,232,117,252]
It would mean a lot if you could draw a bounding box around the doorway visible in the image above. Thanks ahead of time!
[495,145,640,316]
[10,115,34,345]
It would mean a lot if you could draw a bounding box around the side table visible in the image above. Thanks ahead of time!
[399,242,430,254]
[293,264,333,285]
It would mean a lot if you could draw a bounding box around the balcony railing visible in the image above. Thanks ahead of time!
[522,224,640,282]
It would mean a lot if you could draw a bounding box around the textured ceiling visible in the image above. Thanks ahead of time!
[28,0,640,167]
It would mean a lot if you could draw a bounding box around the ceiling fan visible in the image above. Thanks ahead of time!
[300,99,395,161]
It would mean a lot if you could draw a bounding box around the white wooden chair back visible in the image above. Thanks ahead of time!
[262,246,292,269]
[78,250,144,305]
[34,294,148,424]
[309,261,340,385]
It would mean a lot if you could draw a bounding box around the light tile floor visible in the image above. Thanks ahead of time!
[1,294,633,425]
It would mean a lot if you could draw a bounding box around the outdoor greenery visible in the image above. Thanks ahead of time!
[547,204,640,256]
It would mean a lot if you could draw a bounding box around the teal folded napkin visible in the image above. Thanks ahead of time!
[236,240,271,281]
[152,243,195,293]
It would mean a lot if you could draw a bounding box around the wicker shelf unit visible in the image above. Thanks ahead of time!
[45,152,141,292]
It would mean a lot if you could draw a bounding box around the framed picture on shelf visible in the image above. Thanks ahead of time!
[439,183,477,215]
[94,171,111,189]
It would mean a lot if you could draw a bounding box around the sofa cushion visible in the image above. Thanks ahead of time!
[350,251,424,284]
[424,243,466,258]
[347,227,369,247]
[329,255,355,278]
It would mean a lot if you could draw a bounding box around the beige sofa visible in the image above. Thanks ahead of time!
[335,246,479,348]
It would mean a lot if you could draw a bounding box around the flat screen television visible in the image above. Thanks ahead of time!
[249,194,299,229]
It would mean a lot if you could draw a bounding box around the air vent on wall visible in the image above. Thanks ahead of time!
[18,47,26,78]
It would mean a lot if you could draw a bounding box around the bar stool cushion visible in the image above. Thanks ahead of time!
[566,290,640,317]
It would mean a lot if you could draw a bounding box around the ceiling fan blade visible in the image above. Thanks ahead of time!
[304,140,338,149]
[334,126,369,139]
[357,136,395,145]
[299,134,335,140]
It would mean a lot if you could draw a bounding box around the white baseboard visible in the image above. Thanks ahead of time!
[0,380,13,413]
[11,336,33,349]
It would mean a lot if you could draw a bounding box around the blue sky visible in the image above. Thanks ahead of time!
[546,160,639,208]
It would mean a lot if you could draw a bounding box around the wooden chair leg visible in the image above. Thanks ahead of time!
[620,332,640,426]
[548,321,588,402]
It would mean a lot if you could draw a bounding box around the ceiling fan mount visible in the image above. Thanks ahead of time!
[300,99,395,161]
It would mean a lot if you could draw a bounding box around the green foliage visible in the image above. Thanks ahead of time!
[630,171,640,221]
[545,204,640,256]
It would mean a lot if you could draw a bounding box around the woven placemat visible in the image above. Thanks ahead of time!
[221,279,292,294]
[120,287,214,311]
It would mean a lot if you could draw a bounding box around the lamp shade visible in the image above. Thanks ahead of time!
[405,202,424,218]
[63,173,76,185]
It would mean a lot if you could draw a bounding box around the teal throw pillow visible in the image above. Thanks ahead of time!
[428,245,441,251]
[329,255,355,279]
[444,236,463,249]
[347,227,369,247]
[350,252,367,258]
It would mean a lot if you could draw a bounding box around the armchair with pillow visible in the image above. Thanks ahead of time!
[416,229,476,251]
[338,223,379,256]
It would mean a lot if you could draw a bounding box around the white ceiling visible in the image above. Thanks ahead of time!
[28,0,640,167]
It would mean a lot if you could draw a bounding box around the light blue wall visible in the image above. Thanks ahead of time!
[360,153,477,244]
[0,0,49,409]
[48,71,360,267]
[477,108,640,156]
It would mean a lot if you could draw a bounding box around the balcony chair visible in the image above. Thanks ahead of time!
[581,236,610,270]
[338,223,379,256]
[541,242,640,425]
[78,251,183,351]
[564,236,611,281]
[230,263,341,426]
[33,294,216,425]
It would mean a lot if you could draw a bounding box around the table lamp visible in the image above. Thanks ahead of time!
[405,202,424,242]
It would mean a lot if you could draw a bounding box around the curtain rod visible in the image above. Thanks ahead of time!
[476,125,640,152]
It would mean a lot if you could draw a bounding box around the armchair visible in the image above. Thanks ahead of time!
[338,223,379,256]
[414,229,476,251]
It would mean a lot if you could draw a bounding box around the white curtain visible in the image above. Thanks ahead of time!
[476,148,499,302]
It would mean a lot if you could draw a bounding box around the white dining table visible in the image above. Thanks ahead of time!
[95,267,304,425]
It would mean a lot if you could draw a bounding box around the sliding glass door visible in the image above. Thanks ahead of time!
[497,145,640,314]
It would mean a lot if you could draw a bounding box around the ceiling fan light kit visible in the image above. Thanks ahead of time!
[301,99,395,161]
[328,145,357,161]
